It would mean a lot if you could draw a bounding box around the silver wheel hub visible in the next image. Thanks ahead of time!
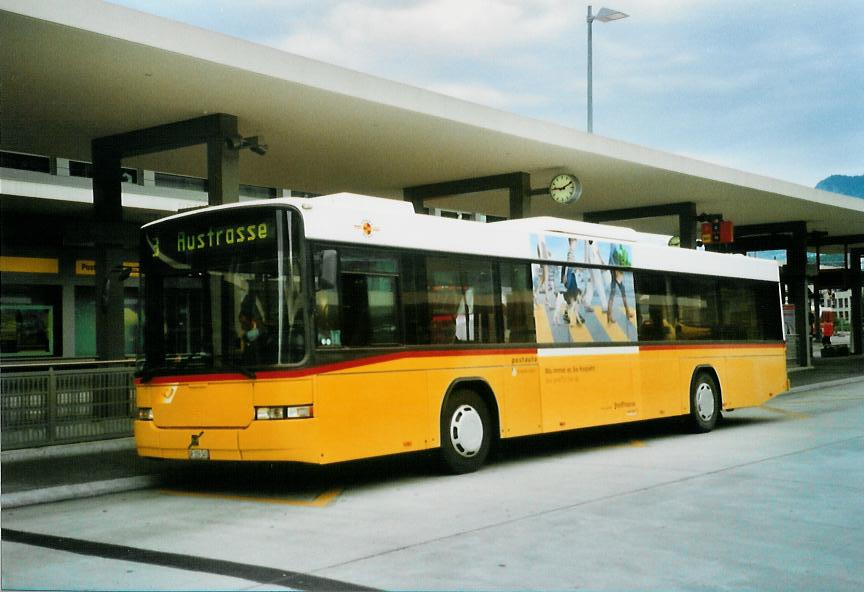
[695,383,716,421]
[449,404,483,458]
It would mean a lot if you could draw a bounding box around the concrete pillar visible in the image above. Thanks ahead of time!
[851,248,863,355]
[403,172,532,219]
[583,202,697,249]
[90,114,245,359]
[508,172,531,219]
[787,236,811,367]
[679,203,698,249]
[61,280,76,358]
[206,122,239,206]
[92,145,127,360]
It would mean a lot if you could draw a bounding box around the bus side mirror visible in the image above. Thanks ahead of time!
[100,265,134,311]
[317,250,337,291]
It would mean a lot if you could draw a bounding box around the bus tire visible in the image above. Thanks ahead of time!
[688,371,720,433]
[439,389,491,474]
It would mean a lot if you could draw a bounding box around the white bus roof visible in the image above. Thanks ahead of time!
[144,192,780,282]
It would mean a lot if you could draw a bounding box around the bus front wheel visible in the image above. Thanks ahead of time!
[439,389,491,474]
[688,372,720,433]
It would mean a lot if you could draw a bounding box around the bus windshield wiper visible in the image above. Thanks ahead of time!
[136,366,172,383]
[213,356,256,379]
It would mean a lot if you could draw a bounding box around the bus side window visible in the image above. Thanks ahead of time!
[671,275,719,341]
[426,256,497,344]
[635,271,676,341]
[340,273,400,346]
[314,246,401,348]
[500,262,536,343]
[314,248,342,347]
[719,280,783,341]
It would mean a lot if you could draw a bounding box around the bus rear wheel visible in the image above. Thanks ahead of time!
[439,389,492,474]
[688,371,720,433]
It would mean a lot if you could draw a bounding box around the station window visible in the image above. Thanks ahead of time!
[74,286,97,357]
[0,151,50,173]
[68,161,138,183]
[0,285,62,357]
[154,172,207,192]
[240,184,277,199]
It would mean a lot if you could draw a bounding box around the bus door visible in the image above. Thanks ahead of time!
[499,262,542,437]
[312,247,430,463]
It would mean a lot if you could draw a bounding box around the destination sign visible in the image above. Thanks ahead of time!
[149,218,275,259]
[176,222,270,253]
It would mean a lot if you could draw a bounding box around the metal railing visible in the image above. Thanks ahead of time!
[1,361,135,450]
[786,331,800,366]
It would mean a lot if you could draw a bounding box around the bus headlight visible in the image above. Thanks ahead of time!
[255,405,313,420]
[136,407,154,421]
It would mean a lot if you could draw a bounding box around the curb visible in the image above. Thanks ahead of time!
[785,375,864,394]
[1,475,159,509]
[1,437,135,464]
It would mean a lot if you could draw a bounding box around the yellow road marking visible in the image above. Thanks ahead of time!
[607,439,647,450]
[760,405,811,420]
[160,487,342,507]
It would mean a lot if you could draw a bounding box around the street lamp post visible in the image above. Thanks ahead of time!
[587,5,629,134]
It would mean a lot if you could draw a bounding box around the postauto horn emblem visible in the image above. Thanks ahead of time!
[188,431,204,449]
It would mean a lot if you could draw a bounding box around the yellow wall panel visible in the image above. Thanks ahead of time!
[0,256,58,274]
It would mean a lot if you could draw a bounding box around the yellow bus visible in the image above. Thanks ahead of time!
[135,193,788,473]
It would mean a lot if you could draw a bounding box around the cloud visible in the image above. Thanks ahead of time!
[109,0,863,186]
[273,0,572,66]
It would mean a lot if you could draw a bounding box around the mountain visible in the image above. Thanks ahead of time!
[816,174,864,198]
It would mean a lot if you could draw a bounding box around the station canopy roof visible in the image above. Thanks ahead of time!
[2,0,863,245]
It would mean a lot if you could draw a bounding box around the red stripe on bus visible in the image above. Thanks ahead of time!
[137,347,538,385]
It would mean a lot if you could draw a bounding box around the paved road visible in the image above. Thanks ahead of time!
[3,380,863,591]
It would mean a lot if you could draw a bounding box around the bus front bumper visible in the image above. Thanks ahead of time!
[134,418,321,464]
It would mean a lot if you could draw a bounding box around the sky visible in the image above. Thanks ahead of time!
[109,0,863,188]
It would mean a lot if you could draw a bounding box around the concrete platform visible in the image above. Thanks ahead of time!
[1,357,863,591]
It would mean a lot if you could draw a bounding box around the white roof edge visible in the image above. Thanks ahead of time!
[141,192,779,282]
[4,0,862,213]
[495,217,640,242]
[140,196,292,228]
[307,192,416,215]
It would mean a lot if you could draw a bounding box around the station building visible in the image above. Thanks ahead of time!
[1,0,863,377]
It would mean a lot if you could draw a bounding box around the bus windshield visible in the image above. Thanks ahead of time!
[139,207,305,377]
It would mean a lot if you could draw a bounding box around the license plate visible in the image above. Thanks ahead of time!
[188,448,210,460]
